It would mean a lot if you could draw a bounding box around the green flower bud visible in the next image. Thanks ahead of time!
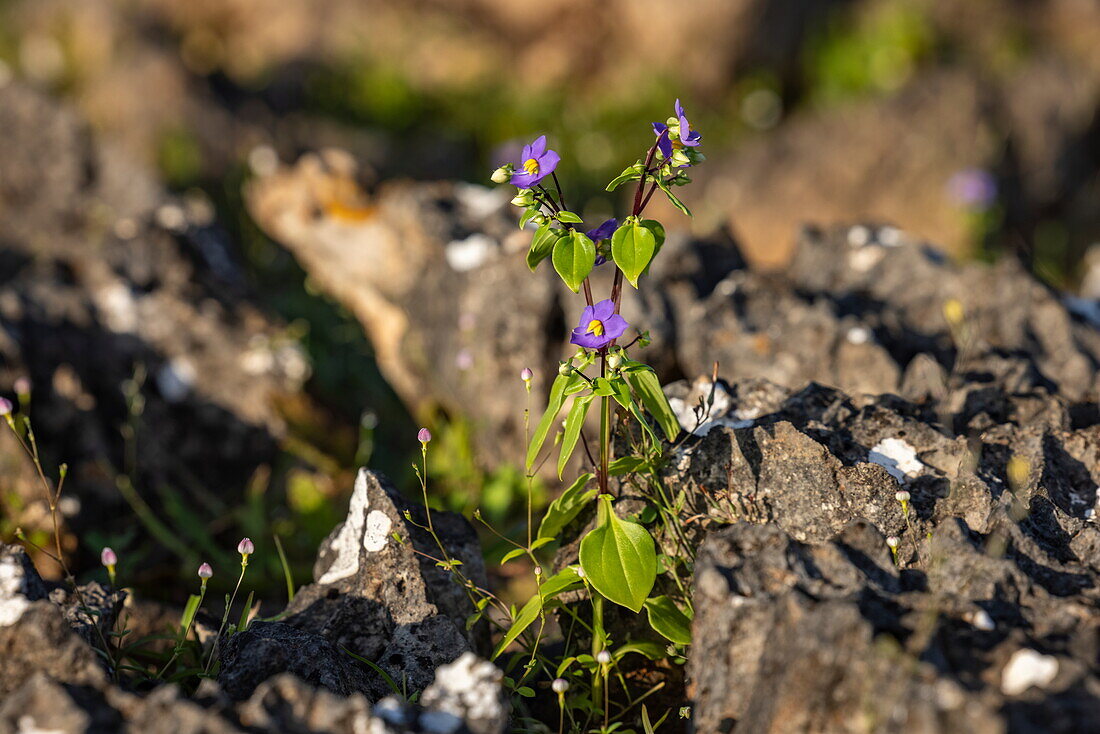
[511,189,535,207]
[491,164,514,184]
[607,352,622,369]
[558,361,572,376]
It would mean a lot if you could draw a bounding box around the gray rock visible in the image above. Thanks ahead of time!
[285,468,488,699]
[217,621,374,701]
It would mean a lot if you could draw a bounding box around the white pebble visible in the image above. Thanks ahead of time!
[1001,649,1059,695]
[869,438,924,482]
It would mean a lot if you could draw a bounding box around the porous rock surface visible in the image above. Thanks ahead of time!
[0,478,507,734]
[0,82,308,548]
[664,373,1100,732]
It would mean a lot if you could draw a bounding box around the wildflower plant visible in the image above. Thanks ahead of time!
[479,99,703,729]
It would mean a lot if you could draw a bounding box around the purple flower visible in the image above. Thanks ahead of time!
[675,99,701,147]
[586,218,618,242]
[0,397,10,417]
[652,122,672,159]
[947,169,996,209]
[237,538,254,556]
[418,427,432,445]
[570,299,629,349]
[510,135,560,188]
[520,367,533,382]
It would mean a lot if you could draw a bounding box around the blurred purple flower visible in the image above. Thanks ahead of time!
[0,397,10,416]
[948,169,996,209]
[570,299,628,349]
[675,99,701,147]
[586,218,618,242]
[101,547,117,568]
[455,349,474,371]
[510,135,560,188]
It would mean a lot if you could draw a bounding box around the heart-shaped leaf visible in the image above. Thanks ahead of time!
[579,495,656,612]
[611,222,656,288]
[552,231,596,293]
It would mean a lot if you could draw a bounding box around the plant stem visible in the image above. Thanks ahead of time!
[204,562,247,675]
[598,354,610,496]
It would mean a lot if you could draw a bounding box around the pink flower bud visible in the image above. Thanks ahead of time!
[418,428,432,444]
[100,547,117,567]
[197,562,213,579]
[237,537,254,556]
[13,377,30,395]
[0,398,11,416]
[520,368,533,382]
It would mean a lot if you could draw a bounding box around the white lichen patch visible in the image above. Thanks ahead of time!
[421,652,505,730]
[445,234,496,272]
[318,469,371,584]
[363,510,392,553]
[1001,649,1059,695]
[846,326,871,345]
[0,555,31,627]
[16,716,67,734]
[868,438,924,482]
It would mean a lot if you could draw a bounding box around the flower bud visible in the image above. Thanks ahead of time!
[895,490,910,503]
[552,678,570,694]
[511,190,534,207]
[198,562,213,579]
[533,566,543,576]
[101,547,117,568]
[491,164,514,184]
[13,377,30,396]
[886,536,899,549]
[237,537,254,556]
[573,348,587,361]
[418,428,432,445]
[607,352,622,370]
[520,367,533,383]
[558,361,572,376]
[596,650,612,665]
[943,299,965,328]
[0,397,11,417]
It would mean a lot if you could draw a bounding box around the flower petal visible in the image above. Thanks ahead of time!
[603,314,629,340]
[675,99,685,119]
[520,143,533,162]
[657,129,672,159]
[652,121,668,136]
[570,329,606,349]
[592,299,616,321]
[530,135,547,157]
[510,171,537,187]
[578,304,596,326]
[538,149,560,177]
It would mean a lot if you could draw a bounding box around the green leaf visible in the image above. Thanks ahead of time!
[558,395,593,478]
[538,474,596,540]
[638,219,666,271]
[611,222,656,288]
[518,207,539,229]
[655,177,691,217]
[526,225,562,272]
[613,640,667,661]
[500,547,528,565]
[609,456,648,476]
[606,163,644,192]
[610,379,659,445]
[237,590,255,634]
[557,210,583,224]
[552,231,596,293]
[179,594,201,638]
[539,566,583,598]
[624,367,681,441]
[643,596,693,645]
[579,495,657,612]
[492,594,542,659]
[527,372,579,471]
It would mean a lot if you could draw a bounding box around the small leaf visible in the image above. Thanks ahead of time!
[527,372,579,471]
[611,221,656,288]
[656,177,692,217]
[609,456,648,476]
[518,207,539,229]
[539,566,583,599]
[579,495,657,612]
[624,367,681,441]
[643,595,693,645]
[638,219,666,271]
[613,640,666,661]
[592,377,616,397]
[492,595,542,659]
[606,163,644,192]
[538,473,596,540]
[178,594,201,638]
[610,379,659,445]
[500,547,528,565]
[236,590,255,634]
[526,225,562,272]
[558,395,594,478]
[557,210,583,224]
[552,231,596,293]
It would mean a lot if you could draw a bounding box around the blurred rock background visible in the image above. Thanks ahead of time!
[2,0,1100,601]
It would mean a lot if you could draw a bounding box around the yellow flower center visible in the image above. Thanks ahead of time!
[586,319,605,336]
[523,158,540,175]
